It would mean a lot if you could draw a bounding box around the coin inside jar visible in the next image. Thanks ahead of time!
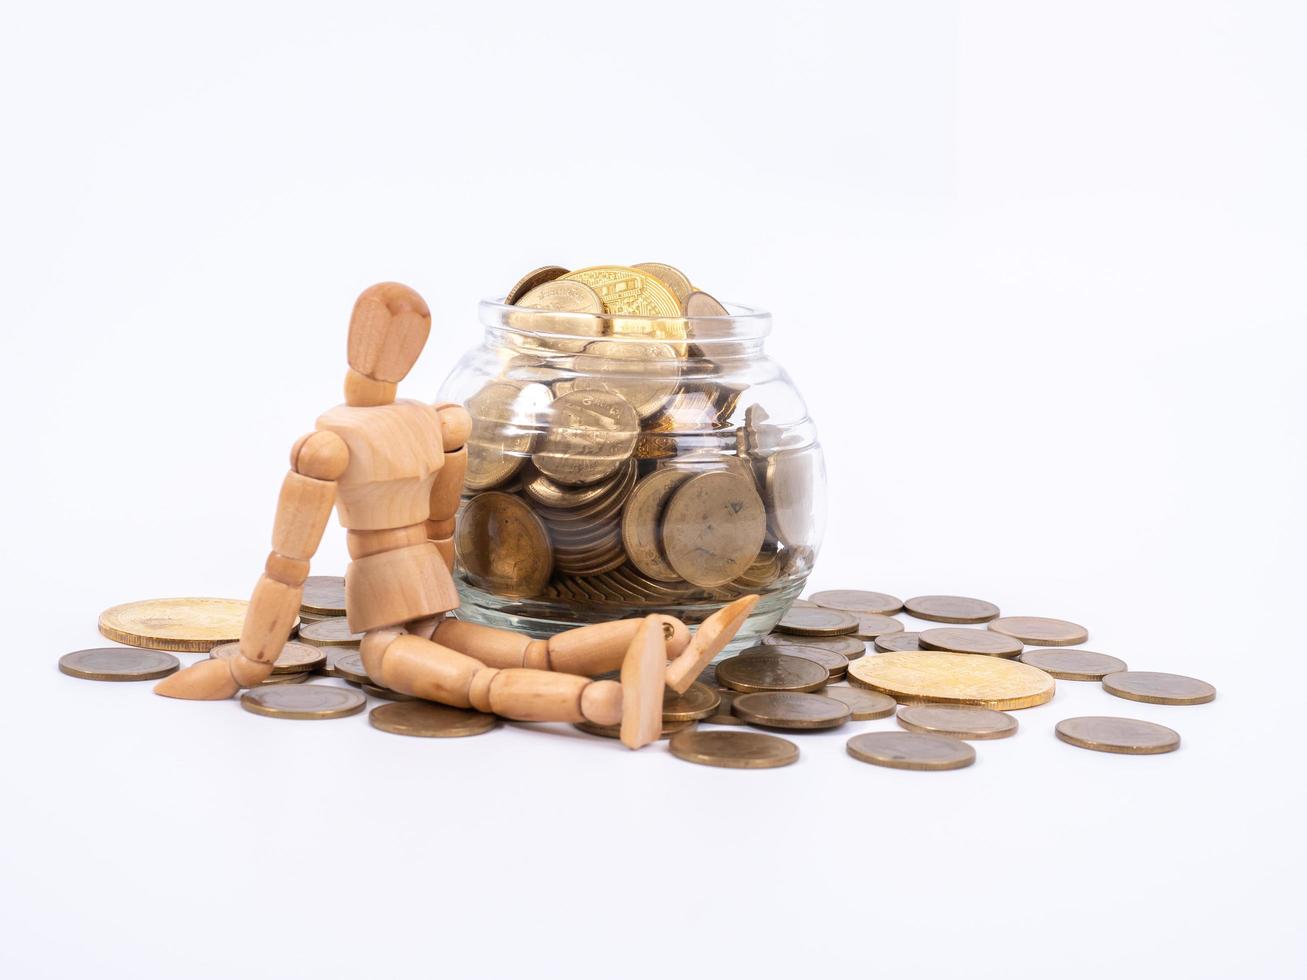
[620,468,692,582]
[774,606,858,637]
[661,471,766,588]
[1018,648,1127,681]
[903,595,1000,624]
[1101,671,1216,706]
[505,264,569,305]
[533,390,640,487]
[59,647,180,682]
[809,590,904,615]
[731,691,851,730]
[560,339,681,420]
[464,381,551,491]
[633,262,694,304]
[668,729,799,769]
[988,616,1088,646]
[1055,716,1181,755]
[896,704,1018,740]
[846,732,976,771]
[918,627,1023,658]
[716,651,829,694]
[763,449,818,548]
[456,491,553,597]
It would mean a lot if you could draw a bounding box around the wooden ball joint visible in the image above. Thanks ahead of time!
[155,282,757,749]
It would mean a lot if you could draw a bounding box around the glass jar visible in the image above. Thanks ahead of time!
[437,297,825,652]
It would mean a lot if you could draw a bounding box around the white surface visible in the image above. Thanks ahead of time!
[2,2,1305,978]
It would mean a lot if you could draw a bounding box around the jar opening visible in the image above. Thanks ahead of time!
[479,297,772,350]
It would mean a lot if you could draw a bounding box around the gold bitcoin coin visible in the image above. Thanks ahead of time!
[875,632,922,653]
[988,616,1088,647]
[620,468,692,582]
[505,265,569,305]
[59,647,179,682]
[716,651,828,694]
[821,686,897,720]
[633,262,694,305]
[240,684,367,720]
[731,691,850,730]
[809,590,904,615]
[662,682,721,722]
[1055,716,1180,755]
[298,618,365,648]
[1101,671,1215,706]
[98,597,254,653]
[1018,649,1127,681]
[662,471,766,588]
[903,595,1000,624]
[533,390,640,487]
[457,491,554,597]
[562,265,683,320]
[846,732,976,771]
[210,640,325,675]
[918,627,1022,658]
[369,700,499,737]
[896,704,1018,740]
[848,650,1055,710]
[668,729,799,769]
[300,576,346,616]
[464,381,551,491]
[774,607,858,637]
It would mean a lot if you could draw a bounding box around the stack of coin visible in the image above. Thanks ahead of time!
[453,263,821,623]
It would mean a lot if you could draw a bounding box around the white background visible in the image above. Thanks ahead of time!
[1,2,1304,977]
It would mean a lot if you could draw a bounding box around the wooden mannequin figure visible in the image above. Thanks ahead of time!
[155,282,757,748]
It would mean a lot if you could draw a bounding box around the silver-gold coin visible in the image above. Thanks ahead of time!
[774,606,858,637]
[59,647,179,682]
[240,684,367,720]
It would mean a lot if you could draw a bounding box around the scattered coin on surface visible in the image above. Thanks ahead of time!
[1102,671,1215,706]
[774,606,858,637]
[1055,716,1181,755]
[715,651,829,694]
[299,575,347,616]
[848,650,1055,710]
[98,598,253,652]
[809,590,904,615]
[574,719,694,740]
[361,683,417,701]
[750,643,849,680]
[298,617,366,648]
[240,684,367,720]
[987,616,1087,647]
[875,632,922,652]
[1018,648,1127,681]
[821,686,897,720]
[896,704,1018,740]
[761,633,865,659]
[852,614,905,640]
[370,700,499,737]
[668,729,800,769]
[662,682,722,722]
[846,731,976,771]
[919,627,1023,658]
[59,647,179,682]
[730,691,851,730]
[332,652,371,686]
[210,640,324,674]
[903,595,1000,624]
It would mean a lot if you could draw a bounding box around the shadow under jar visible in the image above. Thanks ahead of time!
[437,297,825,652]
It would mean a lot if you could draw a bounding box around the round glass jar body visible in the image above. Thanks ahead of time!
[437,298,825,652]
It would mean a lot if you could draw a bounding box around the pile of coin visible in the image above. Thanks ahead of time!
[452,263,821,621]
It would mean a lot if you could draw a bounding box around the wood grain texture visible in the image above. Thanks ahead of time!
[346,282,431,383]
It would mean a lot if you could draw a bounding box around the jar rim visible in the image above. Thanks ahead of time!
[479,297,772,345]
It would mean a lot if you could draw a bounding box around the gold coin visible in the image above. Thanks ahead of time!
[332,652,371,685]
[210,640,325,674]
[846,732,976,771]
[561,266,682,318]
[663,682,721,722]
[716,651,828,694]
[533,390,639,487]
[774,607,858,637]
[761,633,866,660]
[705,688,745,725]
[633,262,694,305]
[852,614,905,640]
[370,700,499,737]
[809,590,904,615]
[731,691,850,730]
[748,643,848,680]
[560,339,681,420]
[457,491,553,597]
[517,279,604,315]
[258,671,310,686]
[896,704,1018,740]
[821,686,897,720]
[1019,649,1127,681]
[317,646,355,677]
[620,468,692,582]
[1055,716,1180,755]
[505,265,569,305]
[662,471,766,588]
[464,381,551,491]
[848,650,1055,710]
[574,719,694,740]
[524,458,634,511]
[763,449,818,547]
[509,281,607,353]
[98,597,254,653]
[919,627,1022,658]
[298,617,365,648]
[668,729,799,769]
[240,684,367,720]
[875,632,922,653]
[683,289,728,317]
[988,616,1088,647]
[1102,671,1215,706]
[903,595,1000,624]
[300,575,346,616]
[59,647,179,682]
